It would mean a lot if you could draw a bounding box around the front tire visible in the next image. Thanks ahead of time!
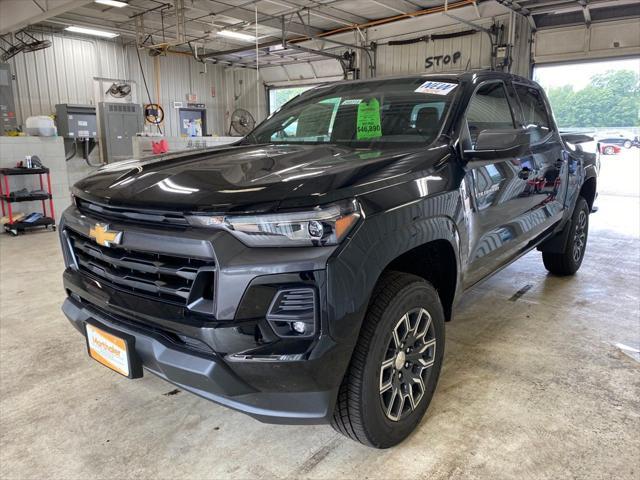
[542,196,589,275]
[604,146,615,155]
[331,272,445,448]
[623,140,632,149]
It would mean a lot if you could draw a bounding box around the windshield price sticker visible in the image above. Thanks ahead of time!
[356,98,382,140]
[414,81,457,95]
[342,99,363,105]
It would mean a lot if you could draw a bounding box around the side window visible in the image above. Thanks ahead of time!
[514,84,551,143]
[271,116,298,140]
[466,82,515,147]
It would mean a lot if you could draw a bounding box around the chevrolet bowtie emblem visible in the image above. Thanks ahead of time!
[89,223,123,247]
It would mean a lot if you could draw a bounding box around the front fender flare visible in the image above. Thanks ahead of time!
[326,193,461,345]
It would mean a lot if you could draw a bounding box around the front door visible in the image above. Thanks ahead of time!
[462,80,540,287]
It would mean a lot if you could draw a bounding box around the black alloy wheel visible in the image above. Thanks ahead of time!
[379,307,437,422]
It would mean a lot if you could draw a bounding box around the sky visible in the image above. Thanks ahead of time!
[534,57,640,91]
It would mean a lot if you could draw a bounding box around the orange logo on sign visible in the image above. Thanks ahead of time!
[89,223,122,247]
[92,337,122,357]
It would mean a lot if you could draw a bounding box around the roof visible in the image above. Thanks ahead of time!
[5,0,637,68]
[303,69,537,88]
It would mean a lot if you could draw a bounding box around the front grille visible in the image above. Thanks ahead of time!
[76,198,189,228]
[66,228,214,305]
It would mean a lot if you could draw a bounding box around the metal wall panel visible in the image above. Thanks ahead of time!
[155,59,261,135]
[225,67,268,131]
[9,33,267,137]
[9,33,98,121]
[10,34,131,120]
[374,15,509,77]
[123,47,267,137]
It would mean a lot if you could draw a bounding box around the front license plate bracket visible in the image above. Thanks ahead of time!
[85,321,143,379]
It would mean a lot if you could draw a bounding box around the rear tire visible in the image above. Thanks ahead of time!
[603,146,615,155]
[623,140,632,149]
[331,272,445,448]
[542,196,589,275]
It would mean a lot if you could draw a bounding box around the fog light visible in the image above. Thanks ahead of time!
[292,321,306,334]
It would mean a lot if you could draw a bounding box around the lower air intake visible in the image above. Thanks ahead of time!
[266,288,317,338]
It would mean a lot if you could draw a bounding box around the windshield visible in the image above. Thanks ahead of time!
[246,77,457,147]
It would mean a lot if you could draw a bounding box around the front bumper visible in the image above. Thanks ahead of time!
[62,296,337,424]
[59,205,354,424]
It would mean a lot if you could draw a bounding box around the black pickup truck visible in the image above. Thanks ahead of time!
[59,71,598,448]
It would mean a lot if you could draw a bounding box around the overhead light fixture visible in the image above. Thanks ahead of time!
[65,26,119,38]
[95,0,128,7]
[217,30,256,42]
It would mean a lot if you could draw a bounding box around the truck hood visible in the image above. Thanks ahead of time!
[74,143,449,213]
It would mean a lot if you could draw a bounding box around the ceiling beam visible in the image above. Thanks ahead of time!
[202,0,475,60]
[260,0,366,27]
[190,0,324,36]
[368,0,419,15]
[0,0,93,34]
[44,16,140,37]
[261,0,370,24]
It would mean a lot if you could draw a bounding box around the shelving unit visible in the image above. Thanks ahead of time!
[0,167,56,236]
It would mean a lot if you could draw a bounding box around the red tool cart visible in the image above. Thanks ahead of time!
[0,167,56,236]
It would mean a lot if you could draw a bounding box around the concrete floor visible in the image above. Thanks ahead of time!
[1,189,639,479]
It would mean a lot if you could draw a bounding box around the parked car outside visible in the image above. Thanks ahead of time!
[597,135,639,149]
[600,143,622,155]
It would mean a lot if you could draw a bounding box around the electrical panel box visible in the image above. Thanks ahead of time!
[493,44,511,69]
[0,63,18,135]
[99,102,142,163]
[55,104,97,138]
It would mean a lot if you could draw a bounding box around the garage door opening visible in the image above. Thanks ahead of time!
[534,57,640,198]
[268,85,314,114]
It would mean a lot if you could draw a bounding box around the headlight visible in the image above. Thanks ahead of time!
[187,199,361,247]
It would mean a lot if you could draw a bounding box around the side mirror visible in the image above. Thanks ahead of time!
[464,129,530,161]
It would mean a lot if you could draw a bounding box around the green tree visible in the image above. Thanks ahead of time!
[545,69,640,128]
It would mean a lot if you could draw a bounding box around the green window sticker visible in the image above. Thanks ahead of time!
[356,98,382,140]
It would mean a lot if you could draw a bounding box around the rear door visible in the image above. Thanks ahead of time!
[462,80,543,287]
[512,82,567,225]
